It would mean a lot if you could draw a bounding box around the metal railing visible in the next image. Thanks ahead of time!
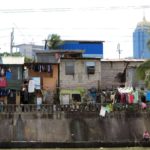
[0,103,149,113]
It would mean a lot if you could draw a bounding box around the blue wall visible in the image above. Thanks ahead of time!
[58,41,103,58]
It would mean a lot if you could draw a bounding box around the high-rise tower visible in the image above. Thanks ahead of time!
[133,17,150,59]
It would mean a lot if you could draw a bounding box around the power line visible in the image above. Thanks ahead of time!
[0,5,150,13]
[0,26,136,30]
[0,28,12,31]
[2,27,135,31]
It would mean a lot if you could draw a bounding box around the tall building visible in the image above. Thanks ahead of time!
[133,17,150,59]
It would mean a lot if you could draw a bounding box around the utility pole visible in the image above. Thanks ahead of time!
[117,43,122,59]
[10,28,14,55]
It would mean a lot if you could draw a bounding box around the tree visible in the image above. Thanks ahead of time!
[136,60,150,89]
[115,62,129,87]
[46,34,63,50]
[147,40,150,50]
[0,52,21,57]
[136,39,150,89]
[24,57,33,63]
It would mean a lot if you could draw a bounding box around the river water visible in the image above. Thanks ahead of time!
[0,148,149,150]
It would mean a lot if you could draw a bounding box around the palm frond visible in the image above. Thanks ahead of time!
[136,60,150,80]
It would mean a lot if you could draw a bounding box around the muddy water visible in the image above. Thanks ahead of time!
[0,148,149,150]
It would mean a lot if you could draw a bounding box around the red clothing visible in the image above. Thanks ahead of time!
[128,94,134,104]
[121,93,126,104]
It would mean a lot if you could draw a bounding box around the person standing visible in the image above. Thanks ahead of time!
[143,130,150,141]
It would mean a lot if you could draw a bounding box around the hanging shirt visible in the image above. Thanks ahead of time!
[106,104,113,113]
[133,90,139,103]
[37,97,42,105]
[146,91,150,102]
[128,93,134,104]
[1,68,5,76]
[121,93,126,104]
[110,94,115,103]
[24,69,29,80]
[28,80,35,93]
[99,106,106,117]
[6,71,12,80]
[47,65,51,73]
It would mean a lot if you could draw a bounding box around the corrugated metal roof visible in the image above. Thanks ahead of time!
[61,57,100,60]
[63,40,104,43]
[35,50,84,54]
[101,58,146,62]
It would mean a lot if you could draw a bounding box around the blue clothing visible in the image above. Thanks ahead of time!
[6,71,12,80]
[146,91,150,101]
[91,92,96,103]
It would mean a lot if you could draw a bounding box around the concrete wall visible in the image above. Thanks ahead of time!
[0,111,149,142]
[101,60,144,89]
[60,59,101,89]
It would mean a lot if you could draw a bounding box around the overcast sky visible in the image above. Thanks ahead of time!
[0,0,150,58]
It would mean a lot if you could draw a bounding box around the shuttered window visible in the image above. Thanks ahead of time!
[65,62,75,75]
[85,62,95,74]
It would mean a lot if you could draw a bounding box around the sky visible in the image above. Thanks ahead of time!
[0,0,150,58]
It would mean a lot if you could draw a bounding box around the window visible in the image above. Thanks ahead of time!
[11,66,22,80]
[65,62,75,75]
[85,62,95,74]
[32,77,41,89]
[72,94,81,102]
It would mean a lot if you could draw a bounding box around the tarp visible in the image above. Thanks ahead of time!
[60,88,85,95]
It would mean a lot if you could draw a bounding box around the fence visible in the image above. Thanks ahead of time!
[0,103,149,114]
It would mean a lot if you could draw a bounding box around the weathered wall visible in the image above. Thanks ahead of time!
[0,111,149,142]
[101,60,144,89]
[60,59,101,89]
[29,64,58,91]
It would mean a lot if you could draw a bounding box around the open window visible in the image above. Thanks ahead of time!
[85,62,95,74]
[72,94,81,102]
[65,62,75,75]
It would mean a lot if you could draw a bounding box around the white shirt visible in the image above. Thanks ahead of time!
[28,80,35,93]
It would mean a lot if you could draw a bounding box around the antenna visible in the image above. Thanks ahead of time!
[117,43,122,59]
[143,8,145,21]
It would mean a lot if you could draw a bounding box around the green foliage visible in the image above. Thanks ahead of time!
[47,34,63,50]
[136,60,150,89]
[147,40,150,50]
[24,57,33,63]
[0,52,22,56]
[0,52,10,56]
[136,60,150,80]
[12,52,22,56]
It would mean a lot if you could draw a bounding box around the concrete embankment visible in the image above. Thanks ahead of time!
[0,111,149,147]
